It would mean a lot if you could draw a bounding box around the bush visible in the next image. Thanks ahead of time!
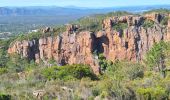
[0,68,8,75]
[112,23,128,31]
[42,64,97,81]
[7,54,30,72]
[137,86,168,100]
[142,19,154,29]
[160,17,169,25]
[98,54,113,73]
[74,17,103,32]
[0,94,11,100]
[126,63,144,80]
[106,61,144,81]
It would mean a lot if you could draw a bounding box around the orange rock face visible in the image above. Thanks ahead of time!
[101,15,169,62]
[144,13,163,23]
[166,14,170,40]
[8,14,170,74]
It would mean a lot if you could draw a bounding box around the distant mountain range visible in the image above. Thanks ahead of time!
[0,5,170,34]
[0,5,170,16]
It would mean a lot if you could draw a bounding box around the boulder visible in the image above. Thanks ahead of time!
[144,13,163,23]
[33,90,46,100]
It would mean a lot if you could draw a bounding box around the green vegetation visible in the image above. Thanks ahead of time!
[98,54,113,73]
[42,64,97,81]
[73,11,132,32]
[1,40,170,99]
[74,16,103,32]
[142,19,155,29]
[10,11,132,41]
[0,15,82,34]
[160,16,169,26]
[0,68,8,75]
[112,22,128,31]
[145,41,169,78]
[0,94,11,100]
[106,61,144,81]
[143,8,170,14]
[1,10,170,99]
[0,38,16,68]
[107,11,133,17]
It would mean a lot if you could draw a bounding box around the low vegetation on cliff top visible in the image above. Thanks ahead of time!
[0,9,170,99]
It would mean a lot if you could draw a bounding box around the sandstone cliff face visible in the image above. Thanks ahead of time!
[167,14,170,40]
[8,25,100,74]
[8,13,170,74]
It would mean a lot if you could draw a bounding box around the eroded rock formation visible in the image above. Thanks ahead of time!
[8,13,170,74]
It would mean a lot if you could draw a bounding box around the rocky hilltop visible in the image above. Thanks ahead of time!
[8,13,170,74]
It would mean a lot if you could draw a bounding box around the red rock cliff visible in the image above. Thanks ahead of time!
[8,13,170,74]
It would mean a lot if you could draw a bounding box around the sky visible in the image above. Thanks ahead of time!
[1,0,170,8]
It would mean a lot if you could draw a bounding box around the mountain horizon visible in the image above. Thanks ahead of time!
[0,4,170,16]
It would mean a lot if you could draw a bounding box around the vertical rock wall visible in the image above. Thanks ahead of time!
[8,13,170,74]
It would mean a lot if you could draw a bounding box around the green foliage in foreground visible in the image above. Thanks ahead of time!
[0,68,8,75]
[145,41,170,78]
[1,41,170,99]
[0,60,170,99]
[42,64,97,81]
[98,53,113,72]
[0,94,11,100]
[106,61,144,81]
[145,41,167,69]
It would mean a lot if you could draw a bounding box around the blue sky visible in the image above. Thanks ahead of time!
[1,0,170,8]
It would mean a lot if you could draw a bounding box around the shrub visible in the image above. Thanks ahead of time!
[0,94,11,100]
[126,63,144,80]
[112,23,128,31]
[98,54,113,73]
[145,41,169,78]
[160,17,169,25]
[137,86,168,100]
[74,17,103,32]
[0,68,8,75]
[7,54,29,72]
[42,64,97,81]
[142,19,154,29]
[106,61,144,81]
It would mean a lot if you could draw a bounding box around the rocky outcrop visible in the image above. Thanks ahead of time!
[8,14,170,74]
[33,90,46,100]
[166,14,170,40]
[144,13,164,23]
[98,13,169,62]
[8,24,100,74]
